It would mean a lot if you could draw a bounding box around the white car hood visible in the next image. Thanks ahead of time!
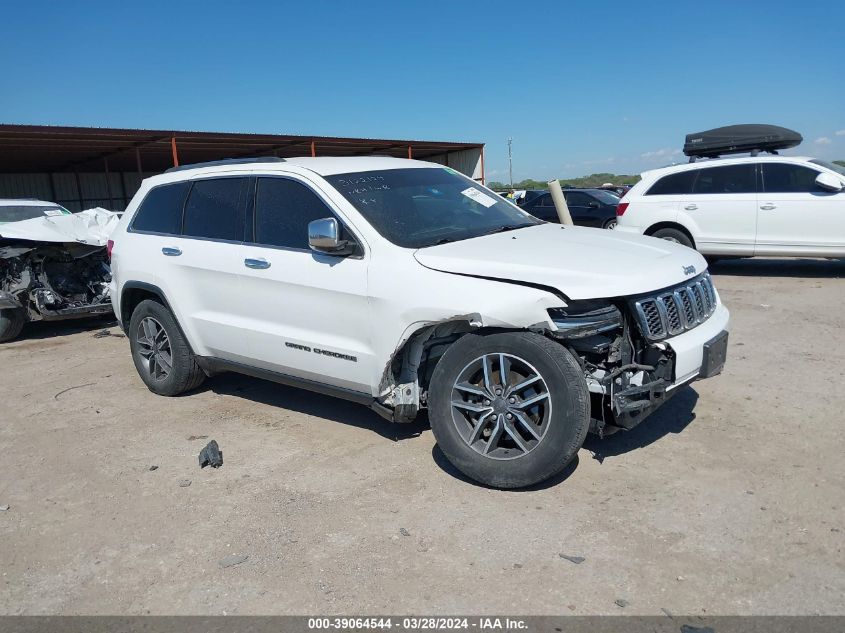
[0,208,121,247]
[413,224,707,300]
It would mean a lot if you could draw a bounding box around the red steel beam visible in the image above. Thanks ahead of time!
[171,136,179,167]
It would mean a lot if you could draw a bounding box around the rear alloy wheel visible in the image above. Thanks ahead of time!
[136,316,173,382]
[603,219,618,230]
[428,332,590,489]
[652,227,694,249]
[129,299,205,396]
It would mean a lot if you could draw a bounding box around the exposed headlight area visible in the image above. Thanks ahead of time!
[548,300,622,339]
[549,298,676,435]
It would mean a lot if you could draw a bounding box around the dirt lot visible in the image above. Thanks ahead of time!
[1,258,844,615]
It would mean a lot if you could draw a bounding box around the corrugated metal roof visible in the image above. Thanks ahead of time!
[0,124,483,173]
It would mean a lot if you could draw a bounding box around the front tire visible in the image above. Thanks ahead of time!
[128,299,205,396]
[0,308,26,343]
[428,332,590,489]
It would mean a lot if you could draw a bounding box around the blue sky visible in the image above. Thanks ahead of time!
[1,0,843,181]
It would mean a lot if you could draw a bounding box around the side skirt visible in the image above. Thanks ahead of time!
[194,356,394,422]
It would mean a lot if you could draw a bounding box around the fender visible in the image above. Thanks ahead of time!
[119,281,178,332]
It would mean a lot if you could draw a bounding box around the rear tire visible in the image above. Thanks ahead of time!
[128,299,205,396]
[603,218,618,230]
[652,227,694,249]
[428,332,590,489]
[0,308,26,343]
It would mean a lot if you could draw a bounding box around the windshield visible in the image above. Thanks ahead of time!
[325,168,541,248]
[0,205,71,223]
[810,159,845,177]
[587,189,622,205]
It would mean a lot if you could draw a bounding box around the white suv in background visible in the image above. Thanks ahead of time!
[110,156,729,488]
[615,156,845,257]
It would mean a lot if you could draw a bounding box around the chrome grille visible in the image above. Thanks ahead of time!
[633,274,718,341]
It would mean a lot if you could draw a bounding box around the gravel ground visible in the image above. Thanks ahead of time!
[1,258,843,615]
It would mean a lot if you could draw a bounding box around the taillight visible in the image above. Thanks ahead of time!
[106,239,114,260]
[616,202,629,217]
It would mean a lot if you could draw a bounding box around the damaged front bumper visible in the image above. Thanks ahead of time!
[560,301,730,435]
[606,329,727,430]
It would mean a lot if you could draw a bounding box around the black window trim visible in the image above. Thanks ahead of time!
[646,163,760,196]
[245,174,367,258]
[128,176,250,245]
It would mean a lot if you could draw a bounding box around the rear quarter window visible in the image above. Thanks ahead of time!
[130,182,190,234]
[646,170,697,196]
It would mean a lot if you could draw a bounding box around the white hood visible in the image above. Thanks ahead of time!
[413,224,707,300]
[0,208,121,247]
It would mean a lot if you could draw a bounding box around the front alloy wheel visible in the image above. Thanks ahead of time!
[428,332,590,489]
[451,353,551,459]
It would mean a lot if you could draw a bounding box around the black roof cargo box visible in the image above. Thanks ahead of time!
[683,124,802,159]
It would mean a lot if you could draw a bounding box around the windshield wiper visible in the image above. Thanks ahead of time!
[423,225,527,248]
[480,224,527,236]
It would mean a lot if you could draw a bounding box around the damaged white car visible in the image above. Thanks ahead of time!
[110,157,729,488]
[0,200,119,342]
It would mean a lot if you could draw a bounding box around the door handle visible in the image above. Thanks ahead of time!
[760,203,776,210]
[244,257,271,270]
[684,204,698,211]
[161,247,182,257]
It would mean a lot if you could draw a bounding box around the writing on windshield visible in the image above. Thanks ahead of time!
[327,168,540,248]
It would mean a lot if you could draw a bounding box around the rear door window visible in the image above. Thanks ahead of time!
[646,170,698,196]
[563,191,592,207]
[182,178,247,241]
[691,164,756,194]
[528,194,558,221]
[131,182,190,234]
[253,177,339,250]
[762,163,821,193]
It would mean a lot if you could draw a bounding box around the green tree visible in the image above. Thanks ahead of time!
[488,173,641,191]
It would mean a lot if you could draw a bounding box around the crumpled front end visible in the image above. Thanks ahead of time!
[0,241,113,322]
[548,272,729,435]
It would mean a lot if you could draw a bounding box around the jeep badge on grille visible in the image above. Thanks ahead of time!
[683,265,696,276]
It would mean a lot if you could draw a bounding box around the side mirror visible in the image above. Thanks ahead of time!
[816,172,843,192]
[308,217,354,255]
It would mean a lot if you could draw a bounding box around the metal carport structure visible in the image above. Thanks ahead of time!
[0,124,485,211]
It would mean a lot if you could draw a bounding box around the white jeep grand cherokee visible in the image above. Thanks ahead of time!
[110,156,729,488]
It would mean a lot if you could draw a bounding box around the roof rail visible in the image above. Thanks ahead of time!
[165,156,286,173]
